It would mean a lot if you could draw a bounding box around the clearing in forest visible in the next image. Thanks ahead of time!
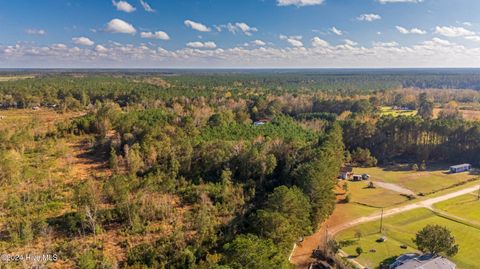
[354,165,478,195]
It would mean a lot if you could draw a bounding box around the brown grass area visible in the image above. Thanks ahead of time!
[434,108,480,121]
[0,108,83,133]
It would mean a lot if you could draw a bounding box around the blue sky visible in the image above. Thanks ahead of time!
[2,0,480,68]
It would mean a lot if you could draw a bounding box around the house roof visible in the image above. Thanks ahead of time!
[391,254,456,269]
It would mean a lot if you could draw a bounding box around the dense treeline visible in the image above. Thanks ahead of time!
[1,72,480,268]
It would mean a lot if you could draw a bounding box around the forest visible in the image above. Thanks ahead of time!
[0,70,479,268]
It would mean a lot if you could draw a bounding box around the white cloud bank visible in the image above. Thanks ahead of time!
[396,26,426,34]
[277,0,324,7]
[4,37,480,68]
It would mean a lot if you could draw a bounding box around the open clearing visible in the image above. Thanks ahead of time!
[380,106,417,117]
[0,75,35,82]
[434,108,480,121]
[344,181,410,208]
[0,109,83,132]
[354,165,477,195]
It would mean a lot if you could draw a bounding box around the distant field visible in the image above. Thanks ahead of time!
[0,75,35,81]
[354,165,478,195]
[435,193,480,224]
[434,108,480,121]
[380,106,417,117]
[0,109,83,132]
[336,208,480,269]
[345,181,409,208]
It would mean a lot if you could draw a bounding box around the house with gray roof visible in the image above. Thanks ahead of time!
[389,253,456,269]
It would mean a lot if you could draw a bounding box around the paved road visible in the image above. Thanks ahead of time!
[290,183,480,269]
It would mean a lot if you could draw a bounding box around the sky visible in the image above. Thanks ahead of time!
[2,0,480,68]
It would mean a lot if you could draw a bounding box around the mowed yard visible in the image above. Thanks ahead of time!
[342,181,409,208]
[435,193,480,224]
[354,165,478,195]
[336,208,480,269]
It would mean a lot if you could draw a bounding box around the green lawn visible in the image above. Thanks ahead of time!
[336,208,480,269]
[380,106,417,117]
[435,193,480,225]
[346,181,409,208]
[354,165,478,195]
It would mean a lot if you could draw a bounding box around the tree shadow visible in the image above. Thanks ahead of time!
[377,256,398,269]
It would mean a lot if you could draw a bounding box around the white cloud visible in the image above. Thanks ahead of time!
[280,35,303,47]
[252,40,266,46]
[72,37,94,46]
[464,35,480,43]
[377,0,423,3]
[106,19,136,34]
[140,31,170,40]
[373,41,399,47]
[357,14,381,22]
[184,20,211,32]
[112,0,136,13]
[435,26,475,37]
[312,37,329,47]
[139,0,155,12]
[330,27,343,36]
[344,39,358,46]
[95,45,108,53]
[222,22,258,36]
[396,26,426,35]
[277,0,324,7]
[186,41,217,49]
[26,29,46,35]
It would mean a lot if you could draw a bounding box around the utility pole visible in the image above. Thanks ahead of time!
[477,185,480,200]
[379,208,384,234]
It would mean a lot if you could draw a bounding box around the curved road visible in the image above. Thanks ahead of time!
[290,184,480,268]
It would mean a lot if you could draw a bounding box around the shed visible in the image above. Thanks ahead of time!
[449,164,472,173]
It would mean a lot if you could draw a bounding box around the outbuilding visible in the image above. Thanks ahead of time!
[449,164,472,173]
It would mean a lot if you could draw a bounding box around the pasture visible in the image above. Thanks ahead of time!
[354,165,478,195]
[336,208,480,269]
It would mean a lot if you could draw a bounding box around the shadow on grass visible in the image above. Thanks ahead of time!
[377,256,398,269]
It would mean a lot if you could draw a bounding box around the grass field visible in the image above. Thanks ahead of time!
[354,165,478,195]
[434,193,480,224]
[380,106,417,117]
[336,208,480,269]
[344,181,409,208]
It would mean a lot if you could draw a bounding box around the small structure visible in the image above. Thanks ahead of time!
[362,174,370,180]
[389,254,456,269]
[352,175,363,181]
[253,119,271,127]
[449,164,472,174]
[32,106,41,111]
[339,167,353,180]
